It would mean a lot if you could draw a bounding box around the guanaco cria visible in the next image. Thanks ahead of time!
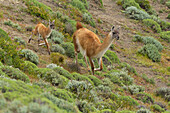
[28,20,55,55]
[73,22,119,75]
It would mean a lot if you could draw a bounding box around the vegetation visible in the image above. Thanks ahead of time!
[0,0,169,112]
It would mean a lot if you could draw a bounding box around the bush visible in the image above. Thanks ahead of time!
[167,13,170,19]
[134,35,163,51]
[136,108,151,113]
[66,80,97,102]
[71,72,94,85]
[4,20,22,31]
[61,42,75,58]
[0,28,21,67]
[52,88,74,102]
[71,0,86,12]
[50,44,65,55]
[50,52,65,65]
[156,87,170,101]
[151,104,165,112]
[19,49,39,65]
[0,96,6,110]
[14,37,26,46]
[95,85,112,98]
[136,92,154,103]
[35,68,68,88]
[43,92,79,112]
[143,19,162,33]
[83,13,96,27]
[24,0,52,20]
[119,96,139,107]
[105,50,120,63]
[121,0,141,9]
[160,31,170,43]
[159,20,170,31]
[128,85,145,95]
[0,66,30,83]
[140,74,155,84]
[135,0,156,15]
[46,63,58,69]
[0,61,3,67]
[87,75,103,86]
[52,66,74,79]
[110,70,134,86]
[76,100,96,113]
[49,30,64,44]
[166,1,170,8]
[125,6,151,20]
[138,44,161,62]
[19,61,38,75]
[119,62,138,75]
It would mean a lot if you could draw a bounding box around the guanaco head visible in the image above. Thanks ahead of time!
[111,26,119,40]
[49,20,55,29]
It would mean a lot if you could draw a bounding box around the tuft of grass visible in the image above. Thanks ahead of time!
[160,31,170,43]
[50,52,65,65]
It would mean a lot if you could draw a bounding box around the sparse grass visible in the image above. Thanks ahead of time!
[4,20,22,31]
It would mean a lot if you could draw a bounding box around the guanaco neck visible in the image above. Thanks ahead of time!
[46,25,52,37]
[96,33,113,56]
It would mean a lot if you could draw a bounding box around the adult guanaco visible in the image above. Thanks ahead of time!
[73,22,119,75]
[28,20,55,55]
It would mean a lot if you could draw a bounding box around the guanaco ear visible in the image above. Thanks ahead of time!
[111,26,115,31]
[52,20,55,23]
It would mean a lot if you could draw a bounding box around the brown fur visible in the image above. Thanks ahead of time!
[73,22,119,75]
[28,20,55,55]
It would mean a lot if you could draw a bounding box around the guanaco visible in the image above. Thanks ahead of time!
[28,20,55,55]
[73,22,119,75]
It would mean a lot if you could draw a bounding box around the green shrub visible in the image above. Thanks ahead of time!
[71,0,86,12]
[143,19,162,33]
[95,85,112,98]
[159,20,170,31]
[119,62,138,75]
[160,31,170,43]
[4,20,21,31]
[0,96,6,110]
[156,87,170,101]
[50,52,65,65]
[19,61,38,75]
[46,63,58,69]
[110,70,134,86]
[24,0,52,19]
[167,67,170,72]
[140,74,155,84]
[71,72,94,85]
[0,77,42,101]
[52,66,74,79]
[35,68,68,88]
[105,50,120,63]
[136,92,154,103]
[19,49,39,65]
[102,55,112,66]
[49,30,64,44]
[167,13,170,19]
[128,85,145,95]
[0,66,30,83]
[136,108,151,113]
[66,80,97,102]
[52,88,74,102]
[14,37,26,46]
[0,61,3,67]
[125,6,151,20]
[43,92,79,112]
[138,44,161,62]
[119,96,139,107]
[134,35,163,51]
[76,100,97,113]
[88,75,103,86]
[121,0,141,9]
[83,13,96,27]
[151,104,165,112]
[50,44,65,55]
[61,42,75,58]
[102,78,115,90]
[166,1,170,8]
[135,0,156,15]
[0,28,21,67]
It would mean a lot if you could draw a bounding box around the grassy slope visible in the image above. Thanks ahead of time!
[0,0,169,112]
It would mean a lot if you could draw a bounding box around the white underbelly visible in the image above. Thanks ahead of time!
[77,39,86,57]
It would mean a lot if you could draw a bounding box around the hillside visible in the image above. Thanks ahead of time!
[0,0,170,113]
